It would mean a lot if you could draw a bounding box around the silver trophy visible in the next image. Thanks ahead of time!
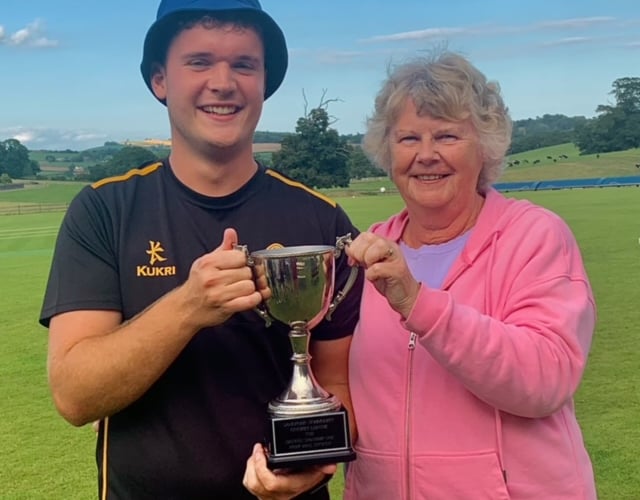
[243,234,358,469]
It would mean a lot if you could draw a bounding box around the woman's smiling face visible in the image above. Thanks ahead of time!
[389,98,485,219]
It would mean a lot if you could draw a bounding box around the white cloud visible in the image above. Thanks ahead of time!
[0,126,109,150]
[358,16,630,45]
[31,37,58,48]
[10,27,31,45]
[362,27,469,43]
[1,19,58,48]
[12,131,35,143]
[536,17,615,29]
[539,36,593,47]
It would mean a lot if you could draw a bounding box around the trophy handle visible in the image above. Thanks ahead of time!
[235,243,273,328]
[334,233,353,257]
[325,265,359,320]
[254,304,273,328]
[326,233,358,321]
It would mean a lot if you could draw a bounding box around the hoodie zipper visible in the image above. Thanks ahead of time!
[405,331,417,499]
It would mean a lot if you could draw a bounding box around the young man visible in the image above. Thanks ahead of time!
[40,1,361,498]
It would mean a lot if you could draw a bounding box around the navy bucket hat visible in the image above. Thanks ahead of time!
[140,0,288,103]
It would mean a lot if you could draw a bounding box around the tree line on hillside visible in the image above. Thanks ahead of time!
[253,127,363,145]
[509,115,587,154]
[2,77,639,187]
[574,77,640,154]
[509,77,640,155]
[0,139,39,183]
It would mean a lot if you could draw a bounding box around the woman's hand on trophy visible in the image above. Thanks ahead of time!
[344,232,420,320]
[178,228,263,330]
[243,443,336,500]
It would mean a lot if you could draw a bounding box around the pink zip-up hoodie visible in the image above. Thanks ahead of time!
[344,189,596,499]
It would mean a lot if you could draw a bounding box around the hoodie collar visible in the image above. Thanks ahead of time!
[372,188,530,265]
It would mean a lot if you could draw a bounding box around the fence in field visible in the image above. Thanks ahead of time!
[0,203,69,216]
[494,175,640,192]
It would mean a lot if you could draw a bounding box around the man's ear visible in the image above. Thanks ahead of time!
[150,63,167,101]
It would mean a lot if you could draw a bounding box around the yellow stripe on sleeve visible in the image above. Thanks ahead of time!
[91,162,163,189]
[265,169,337,207]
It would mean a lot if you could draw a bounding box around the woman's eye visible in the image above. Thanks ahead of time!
[400,136,418,143]
[437,134,457,141]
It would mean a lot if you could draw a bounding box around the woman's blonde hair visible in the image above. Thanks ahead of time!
[363,50,512,192]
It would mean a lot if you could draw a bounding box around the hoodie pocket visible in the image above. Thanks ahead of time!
[343,448,403,500]
[413,450,510,499]
[344,447,510,500]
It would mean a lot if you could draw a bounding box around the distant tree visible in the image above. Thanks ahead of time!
[254,131,292,143]
[253,152,273,167]
[609,77,640,112]
[88,146,158,182]
[0,173,12,184]
[347,145,383,179]
[574,117,614,155]
[272,93,350,188]
[575,77,640,154]
[45,155,56,162]
[106,146,158,175]
[83,143,124,162]
[147,146,171,158]
[509,114,587,154]
[30,159,40,175]
[342,133,365,145]
[0,139,32,179]
[87,164,109,182]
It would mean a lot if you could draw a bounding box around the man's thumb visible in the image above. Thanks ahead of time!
[219,228,239,251]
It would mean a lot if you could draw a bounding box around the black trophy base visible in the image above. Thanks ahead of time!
[266,408,356,470]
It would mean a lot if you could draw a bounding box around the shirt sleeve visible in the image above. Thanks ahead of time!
[39,186,122,327]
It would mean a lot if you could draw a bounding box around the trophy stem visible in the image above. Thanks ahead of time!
[268,322,341,417]
[289,321,312,359]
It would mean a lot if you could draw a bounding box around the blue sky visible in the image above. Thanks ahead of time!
[1,1,639,150]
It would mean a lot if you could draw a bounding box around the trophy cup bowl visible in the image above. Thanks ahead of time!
[247,236,358,469]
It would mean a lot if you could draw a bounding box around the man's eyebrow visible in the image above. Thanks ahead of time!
[180,51,212,60]
[235,54,262,63]
[179,52,262,63]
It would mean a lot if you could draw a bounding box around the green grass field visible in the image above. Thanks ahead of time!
[503,145,640,181]
[0,182,86,205]
[1,171,639,498]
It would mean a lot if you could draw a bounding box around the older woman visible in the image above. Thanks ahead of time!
[343,51,596,499]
